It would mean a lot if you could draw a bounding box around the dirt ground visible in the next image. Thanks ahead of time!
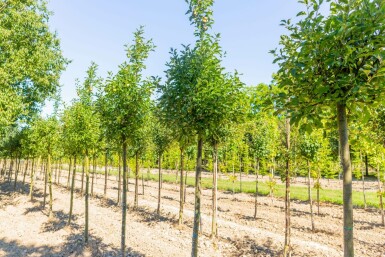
[0,168,384,257]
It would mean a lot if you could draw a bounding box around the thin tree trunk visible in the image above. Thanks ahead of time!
[118,152,122,205]
[8,157,14,183]
[239,157,242,192]
[184,169,188,203]
[337,103,354,257]
[91,156,96,197]
[307,160,315,231]
[157,154,162,214]
[1,158,7,177]
[81,157,85,195]
[254,157,259,219]
[134,151,139,209]
[85,155,90,243]
[360,152,366,209]
[191,136,203,257]
[365,154,369,177]
[377,164,384,226]
[48,154,53,219]
[211,142,218,239]
[68,156,77,225]
[121,140,128,256]
[67,158,72,189]
[317,169,320,215]
[57,159,62,185]
[29,158,36,201]
[43,160,48,208]
[13,157,20,190]
[283,118,291,257]
[22,158,29,186]
[179,148,185,226]
[104,150,108,197]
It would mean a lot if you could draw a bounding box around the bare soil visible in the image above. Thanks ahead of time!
[0,168,384,257]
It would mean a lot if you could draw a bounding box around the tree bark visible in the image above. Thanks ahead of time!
[67,158,72,189]
[29,158,36,201]
[254,157,259,219]
[48,154,53,219]
[68,156,77,225]
[211,141,218,238]
[13,157,20,190]
[191,136,203,257]
[91,156,96,197]
[157,154,162,214]
[81,157,85,195]
[307,160,315,231]
[179,148,185,226]
[104,150,108,197]
[85,155,90,243]
[43,160,48,208]
[22,158,29,186]
[134,151,139,209]
[337,103,354,257]
[118,152,122,204]
[365,154,369,177]
[377,164,384,226]
[121,140,128,257]
[283,118,291,257]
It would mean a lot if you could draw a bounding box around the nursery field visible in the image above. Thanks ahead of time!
[0,167,384,257]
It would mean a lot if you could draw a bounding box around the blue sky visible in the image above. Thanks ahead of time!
[46,0,306,111]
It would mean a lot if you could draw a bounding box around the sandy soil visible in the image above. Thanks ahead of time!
[0,168,384,257]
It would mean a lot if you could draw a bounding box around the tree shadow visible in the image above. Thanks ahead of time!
[225,235,279,257]
[133,206,177,226]
[0,233,144,257]
[40,210,80,232]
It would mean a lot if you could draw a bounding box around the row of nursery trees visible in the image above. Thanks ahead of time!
[1,0,385,256]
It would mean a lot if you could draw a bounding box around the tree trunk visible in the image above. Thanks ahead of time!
[239,157,242,193]
[22,158,29,186]
[317,169,320,215]
[118,152,122,205]
[48,154,53,219]
[104,150,108,197]
[134,151,139,209]
[13,157,20,190]
[157,154,162,215]
[179,148,185,226]
[365,154,369,177]
[43,160,48,208]
[211,141,218,239]
[85,155,90,243]
[1,158,7,177]
[191,136,203,257]
[68,156,77,225]
[377,164,384,226]
[307,160,315,231]
[121,140,128,257]
[254,157,259,219]
[337,103,353,257]
[283,118,291,257]
[29,158,36,201]
[184,169,188,203]
[57,159,62,185]
[91,156,96,197]
[67,158,72,189]
[81,157,85,195]
[8,157,14,183]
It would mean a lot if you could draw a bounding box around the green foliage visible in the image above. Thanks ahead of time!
[273,0,385,127]
[102,27,154,150]
[0,0,67,129]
